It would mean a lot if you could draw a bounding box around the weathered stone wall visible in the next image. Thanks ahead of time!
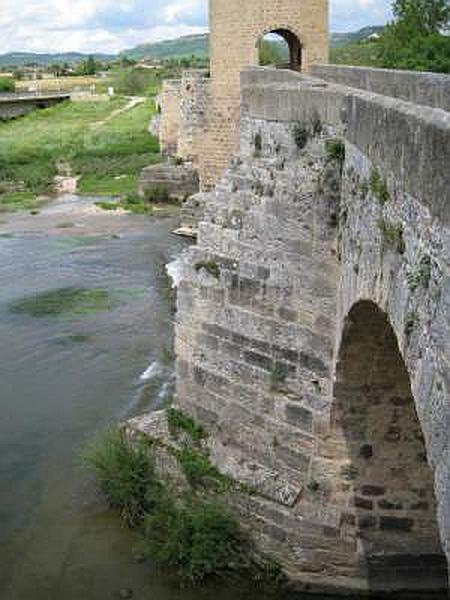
[158,79,182,156]
[167,68,450,594]
[311,64,450,111]
[178,70,211,164]
[138,160,199,200]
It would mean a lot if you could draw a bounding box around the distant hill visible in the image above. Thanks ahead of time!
[121,34,209,61]
[330,26,385,48]
[122,27,385,61]
[0,52,115,68]
[0,27,386,68]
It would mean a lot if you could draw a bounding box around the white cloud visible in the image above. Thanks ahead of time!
[0,0,391,54]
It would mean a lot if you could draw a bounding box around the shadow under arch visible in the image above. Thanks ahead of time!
[258,28,302,70]
[332,300,448,596]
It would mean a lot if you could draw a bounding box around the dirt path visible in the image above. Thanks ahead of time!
[91,96,145,129]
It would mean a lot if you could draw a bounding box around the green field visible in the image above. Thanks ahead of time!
[0,96,161,212]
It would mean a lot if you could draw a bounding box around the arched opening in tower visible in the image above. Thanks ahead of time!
[332,301,448,594]
[258,29,302,71]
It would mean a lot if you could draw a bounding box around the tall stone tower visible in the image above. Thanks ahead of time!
[196,0,329,187]
[158,0,329,189]
[209,0,329,87]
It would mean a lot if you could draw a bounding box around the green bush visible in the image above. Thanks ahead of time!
[85,425,286,587]
[378,219,406,254]
[145,495,247,582]
[270,362,288,391]
[113,67,161,96]
[176,445,226,488]
[82,429,158,527]
[370,169,390,204]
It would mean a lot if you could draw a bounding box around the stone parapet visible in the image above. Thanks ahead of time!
[311,64,450,111]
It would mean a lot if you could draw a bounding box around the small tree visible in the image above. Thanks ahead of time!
[393,0,450,33]
[82,55,97,76]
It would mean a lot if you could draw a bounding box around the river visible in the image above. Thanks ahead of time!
[0,194,247,600]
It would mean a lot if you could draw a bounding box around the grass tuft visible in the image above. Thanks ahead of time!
[167,408,207,443]
[82,429,159,527]
[144,495,247,583]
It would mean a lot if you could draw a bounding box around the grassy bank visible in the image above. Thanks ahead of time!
[0,96,161,212]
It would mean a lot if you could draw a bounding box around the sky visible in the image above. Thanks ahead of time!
[0,0,392,55]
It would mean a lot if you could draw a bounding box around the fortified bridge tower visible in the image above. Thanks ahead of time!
[158,0,329,189]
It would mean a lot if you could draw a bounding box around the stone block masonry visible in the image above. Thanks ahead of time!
[130,67,450,595]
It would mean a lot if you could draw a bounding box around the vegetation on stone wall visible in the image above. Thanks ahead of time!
[83,414,285,587]
[194,260,221,279]
[378,219,406,254]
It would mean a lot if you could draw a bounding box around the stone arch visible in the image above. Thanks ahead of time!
[257,26,303,70]
[331,300,448,594]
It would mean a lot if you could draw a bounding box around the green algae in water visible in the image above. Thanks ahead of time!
[51,235,107,251]
[10,287,119,318]
[56,222,76,229]
[68,333,92,343]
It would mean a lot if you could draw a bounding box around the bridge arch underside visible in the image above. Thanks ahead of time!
[330,300,448,594]
[258,28,302,71]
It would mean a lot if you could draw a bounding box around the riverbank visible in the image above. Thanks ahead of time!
[0,96,161,212]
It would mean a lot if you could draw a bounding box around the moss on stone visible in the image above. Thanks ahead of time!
[407,255,432,291]
[370,169,390,204]
[194,260,220,279]
[378,219,405,254]
[293,124,309,150]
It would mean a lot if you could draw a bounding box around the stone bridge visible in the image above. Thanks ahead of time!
[0,92,70,120]
[136,0,450,594]
[134,64,450,596]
